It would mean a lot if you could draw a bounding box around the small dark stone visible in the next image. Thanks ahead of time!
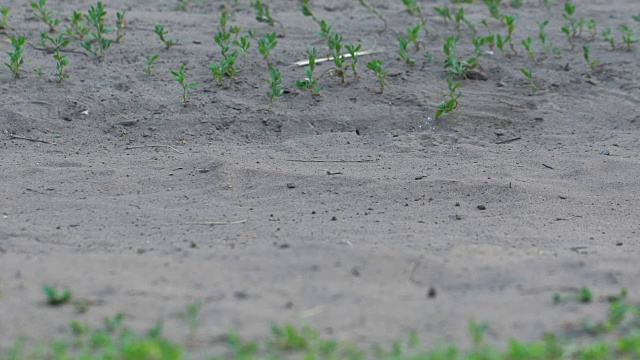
[616,242,623,246]
[477,205,486,210]
[427,287,437,298]
[233,291,248,300]
[278,243,290,249]
[331,216,337,221]
[455,214,462,220]
[455,202,460,207]
[286,182,297,188]
[351,267,360,277]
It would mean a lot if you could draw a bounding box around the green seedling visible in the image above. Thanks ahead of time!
[31,0,60,32]
[587,18,597,40]
[602,27,615,50]
[144,54,159,75]
[454,7,476,34]
[468,319,490,347]
[299,0,321,25]
[257,32,278,67]
[633,14,640,23]
[358,0,387,33]
[176,0,203,11]
[82,2,113,57]
[434,6,453,23]
[316,20,333,46]
[543,0,554,11]
[233,36,251,63]
[250,0,285,37]
[578,286,593,303]
[68,11,90,39]
[153,24,178,49]
[443,35,470,78]
[42,33,70,82]
[509,0,523,8]
[345,43,362,80]
[266,66,284,109]
[520,68,537,90]
[483,0,502,20]
[521,36,534,59]
[436,77,461,118]
[472,36,486,67]
[619,24,639,51]
[504,14,517,55]
[0,7,9,30]
[115,10,126,43]
[582,44,599,70]
[34,67,44,78]
[4,35,26,78]
[402,0,429,36]
[537,19,549,45]
[366,59,387,93]
[296,48,320,95]
[179,301,202,344]
[397,36,415,65]
[328,32,348,83]
[49,55,68,82]
[208,51,239,87]
[171,64,198,104]
[404,24,422,51]
[43,284,72,305]
[561,1,578,49]
[484,33,495,51]
[496,33,506,54]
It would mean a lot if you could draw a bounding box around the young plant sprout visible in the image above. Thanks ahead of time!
[42,284,72,305]
[483,0,502,21]
[34,67,44,79]
[436,77,461,119]
[434,7,453,24]
[561,2,578,49]
[4,35,26,78]
[153,25,178,49]
[345,43,362,80]
[582,44,599,70]
[454,7,476,34]
[299,0,321,25]
[503,15,517,55]
[471,36,486,67]
[171,64,198,104]
[443,36,475,78]
[233,36,251,63]
[537,20,548,46]
[82,2,113,58]
[257,32,278,67]
[115,10,126,43]
[296,48,320,95]
[366,59,387,93]
[405,24,422,51]
[0,7,9,30]
[328,32,348,83]
[520,68,538,90]
[42,33,70,82]
[250,0,285,37]
[495,33,506,55]
[31,0,60,32]
[521,37,534,59]
[619,24,639,51]
[145,54,159,76]
[358,0,387,34]
[633,14,640,23]
[208,51,239,87]
[68,11,90,39]
[586,19,597,40]
[397,36,415,65]
[402,0,429,36]
[601,27,615,50]
[266,66,284,109]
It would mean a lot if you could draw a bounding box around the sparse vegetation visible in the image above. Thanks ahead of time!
[520,68,538,90]
[250,0,285,37]
[0,7,10,30]
[296,48,320,95]
[153,24,178,49]
[144,54,159,76]
[4,34,26,78]
[582,44,600,70]
[82,2,113,57]
[366,59,387,93]
[266,66,284,109]
[42,284,72,305]
[31,0,60,32]
[436,77,462,118]
[171,64,198,104]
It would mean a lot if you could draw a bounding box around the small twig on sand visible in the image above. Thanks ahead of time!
[292,47,384,66]
[6,132,57,145]
[496,98,523,108]
[186,219,247,226]
[287,159,376,163]
[496,137,521,144]
[125,145,184,154]
[555,215,582,221]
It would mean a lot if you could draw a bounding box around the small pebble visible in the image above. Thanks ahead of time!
[286,182,297,188]
[477,205,486,210]
[601,148,611,156]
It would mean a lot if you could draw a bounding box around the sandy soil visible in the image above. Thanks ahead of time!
[1,0,640,353]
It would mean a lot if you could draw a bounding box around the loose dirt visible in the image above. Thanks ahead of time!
[1,0,639,352]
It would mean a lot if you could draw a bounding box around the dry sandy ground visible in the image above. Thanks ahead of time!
[1,0,639,354]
